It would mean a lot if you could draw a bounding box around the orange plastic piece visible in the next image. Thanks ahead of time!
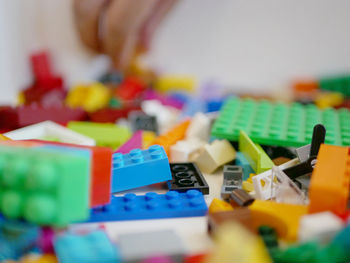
[293,81,319,93]
[250,200,307,241]
[209,198,233,214]
[21,254,57,263]
[151,120,190,157]
[308,144,350,215]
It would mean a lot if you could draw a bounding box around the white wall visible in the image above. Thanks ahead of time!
[1,0,350,103]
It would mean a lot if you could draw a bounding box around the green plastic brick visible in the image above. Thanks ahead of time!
[211,98,350,147]
[239,131,274,174]
[0,146,90,226]
[319,76,350,97]
[67,121,131,149]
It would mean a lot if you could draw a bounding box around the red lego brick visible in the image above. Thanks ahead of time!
[0,106,19,130]
[115,77,146,101]
[22,85,66,106]
[88,105,141,123]
[184,253,208,263]
[30,51,52,80]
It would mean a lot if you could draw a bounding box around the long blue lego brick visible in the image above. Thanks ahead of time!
[236,152,255,180]
[111,145,172,193]
[84,190,208,222]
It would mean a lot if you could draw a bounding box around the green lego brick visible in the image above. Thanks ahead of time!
[319,75,350,97]
[211,98,350,147]
[239,131,274,174]
[67,121,131,149]
[0,146,90,226]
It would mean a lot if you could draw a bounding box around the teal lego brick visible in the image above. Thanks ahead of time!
[319,76,350,97]
[0,146,90,226]
[211,98,350,147]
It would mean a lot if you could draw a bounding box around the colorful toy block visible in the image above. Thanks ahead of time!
[315,92,344,109]
[221,166,243,200]
[0,134,9,141]
[85,190,207,222]
[115,130,143,154]
[185,112,211,141]
[111,145,172,192]
[88,105,141,123]
[319,75,350,97]
[208,198,233,214]
[168,163,209,194]
[129,112,158,134]
[67,121,130,149]
[308,144,350,214]
[54,230,120,263]
[114,77,146,100]
[19,254,58,263]
[239,131,274,174]
[0,146,90,225]
[211,97,350,147]
[235,152,255,180]
[155,75,196,93]
[170,138,205,163]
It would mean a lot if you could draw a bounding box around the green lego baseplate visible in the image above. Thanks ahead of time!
[0,146,90,226]
[211,97,350,147]
[319,75,350,97]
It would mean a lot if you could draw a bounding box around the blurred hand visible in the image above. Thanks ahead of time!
[73,0,178,70]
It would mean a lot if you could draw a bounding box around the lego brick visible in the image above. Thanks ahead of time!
[151,120,190,157]
[112,145,172,192]
[22,86,66,106]
[129,112,158,134]
[85,190,207,222]
[184,253,208,263]
[67,121,130,149]
[0,134,10,141]
[221,165,243,200]
[88,105,141,123]
[115,130,143,154]
[0,106,19,130]
[143,89,186,109]
[155,75,196,93]
[118,230,185,263]
[308,144,350,214]
[192,140,236,173]
[54,230,120,263]
[298,212,343,244]
[181,97,206,117]
[38,227,55,253]
[239,131,274,174]
[0,146,90,225]
[229,189,255,207]
[0,219,39,260]
[115,77,146,101]
[142,131,157,149]
[20,254,58,263]
[185,112,211,141]
[4,121,95,146]
[319,75,350,97]
[98,70,123,85]
[258,226,279,251]
[169,138,205,163]
[208,198,233,214]
[167,163,209,194]
[235,152,255,180]
[315,92,344,109]
[211,97,350,147]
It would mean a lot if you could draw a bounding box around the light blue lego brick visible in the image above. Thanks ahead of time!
[236,152,254,180]
[111,145,172,193]
[181,97,207,117]
[54,230,120,263]
[84,190,208,222]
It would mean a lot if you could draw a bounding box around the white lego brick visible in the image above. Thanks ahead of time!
[185,112,211,141]
[170,138,206,163]
[298,212,343,244]
[4,120,96,146]
[191,139,236,173]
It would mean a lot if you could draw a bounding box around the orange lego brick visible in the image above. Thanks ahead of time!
[293,81,319,93]
[151,120,190,157]
[308,144,350,214]
[209,198,233,214]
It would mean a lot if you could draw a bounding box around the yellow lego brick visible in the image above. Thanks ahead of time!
[315,92,344,109]
[0,134,10,141]
[250,200,307,241]
[66,83,110,112]
[205,222,272,263]
[155,75,196,93]
[142,131,157,149]
[209,198,233,214]
[242,181,254,192]
[17,91,25,105]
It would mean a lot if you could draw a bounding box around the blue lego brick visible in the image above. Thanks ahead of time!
[0,219,39,261]
[236,152,255,180]
[206,98,225,112]
[111,145,172,193]
[54,230,120,263]
[181,97,207,117]
[84,190,208,222]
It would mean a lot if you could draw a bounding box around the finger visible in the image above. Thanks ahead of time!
[73,0,110,51]
[101,0,158,69]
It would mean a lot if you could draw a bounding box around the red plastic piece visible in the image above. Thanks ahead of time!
[88,105,141,123]
[22,86,66,106]
[0,106,19,130]
[115,77,146,100]
[184,253,208,263]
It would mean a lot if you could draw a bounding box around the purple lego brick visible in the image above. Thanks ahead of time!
[115,131,143,154]
[84,190,208,222]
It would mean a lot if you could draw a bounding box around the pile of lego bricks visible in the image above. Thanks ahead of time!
[1,51,350,263]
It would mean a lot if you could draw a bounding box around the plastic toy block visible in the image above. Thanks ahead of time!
[20,254,58,263]
[54,230,120,263]
[0,146,90,225]
[115,77,146,100]
[143,89,186,109]
[118,230,185,263]
[151,120,190,156]
[184,253,208,263]
[0,219,39,260]
[211,97,350,147]
[98,70,123,84]
[38,227,55,253]
[4,121,95,146]
[308,144,350,214]
[155,75,196,93]
[0,134,9,141]
[293,81,319,93]
[239,131,274,174]
[167,163,209,194]
[30,51,52,80]
[66,83,110,112]
[181,97,206,117]
[250,200,308,241]
[206,98,224,112]
[115,130,143,154]
[88,105,141,123]
[0,106,20,130]
[142,131,157,149]
[141,255,173,263]
[21,86,66,106]
[319,75,350,97]
[258,226,279,251]
[229,189,255,207]
[206,223,272,263]
[185,112,211,141]
[169,138,205,163]
[298,212,343,244]
[221,165,243,200]
[67,121,130,149]
[111,145,171,192]
[315,92,344,109]
[208,198,233,214]
[235,152,255,180]
[85,190,207,222]
[191,140,236,174]
[129,112,158,134]
[16,105,88,127]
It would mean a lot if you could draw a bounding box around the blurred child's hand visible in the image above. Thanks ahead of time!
[74,0,177,70]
